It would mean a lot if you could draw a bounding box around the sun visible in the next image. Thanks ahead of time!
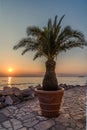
[8,68,13,73]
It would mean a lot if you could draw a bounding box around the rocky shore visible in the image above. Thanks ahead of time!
[0,84,86,109]
[0,86,35,109]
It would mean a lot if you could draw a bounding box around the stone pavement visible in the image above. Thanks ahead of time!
[0,87,86,130]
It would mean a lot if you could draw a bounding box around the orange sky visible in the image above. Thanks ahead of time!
[0,48,87,77]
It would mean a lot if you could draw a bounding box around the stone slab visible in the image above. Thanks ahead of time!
[0,113,8,123]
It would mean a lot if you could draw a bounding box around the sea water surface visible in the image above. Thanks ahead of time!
[0,76,87,90]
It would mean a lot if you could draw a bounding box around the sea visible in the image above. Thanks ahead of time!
[0,76,87,90]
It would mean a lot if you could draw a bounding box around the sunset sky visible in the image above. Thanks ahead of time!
[0,0,87,76]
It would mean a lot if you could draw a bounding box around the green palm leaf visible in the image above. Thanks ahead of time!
[13,15,87,60]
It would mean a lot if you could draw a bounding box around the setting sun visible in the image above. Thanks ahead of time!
[8,68,13,73]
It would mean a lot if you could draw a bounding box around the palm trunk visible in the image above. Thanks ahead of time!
[42,59,58,90]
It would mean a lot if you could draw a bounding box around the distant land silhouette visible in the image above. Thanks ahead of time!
[0,73,87,77]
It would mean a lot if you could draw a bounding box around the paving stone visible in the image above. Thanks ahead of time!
[73,127,80,130]
[8,106,17,110]
[0,128,7,130]
[34,120,55,130]
[14,109,19,114]
[18,127,27,130]
[21,113,34,120]
[70,121,76,128]
[55,125,65,130]
[76,122,84,128]
[8,128,13,130]
[1,109,11,117]
[2,120,12,128]
[73,115,83,120]
[23,119,39,127]
[55,113,71,123]
[13,124,23,130]
[10,118,22,125]
[62,122,70,127]
[81,129,86,130]
[0,113,8,123]
[0,125,2,128]
[23,117,36,123]
[66,128,75,130]
[28,128,34,130]
[36,116,47,121]
[51,127,56,130]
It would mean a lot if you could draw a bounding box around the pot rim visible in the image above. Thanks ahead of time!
[35,87,64,94]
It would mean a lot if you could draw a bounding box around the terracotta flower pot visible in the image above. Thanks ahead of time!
[35,88,64,117]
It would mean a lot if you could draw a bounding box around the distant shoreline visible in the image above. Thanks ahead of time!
[0,72,87,77]
[0,75,87,77]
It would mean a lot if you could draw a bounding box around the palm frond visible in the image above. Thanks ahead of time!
[33,52,43,60]
[13,15,87,60]
[22,48,30,55]
[48,18,52,30]
[26,26,42,36]
[71,30,85,41]
[59,41,87,52]
[53,15,57,28]
[13,38,28,50]
[57,15,65,27]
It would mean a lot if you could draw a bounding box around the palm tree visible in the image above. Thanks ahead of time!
[13,15,87,91]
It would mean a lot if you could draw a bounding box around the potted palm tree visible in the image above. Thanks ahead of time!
[13,15,87,117]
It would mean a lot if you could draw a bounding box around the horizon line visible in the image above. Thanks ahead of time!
[0,73,87,77]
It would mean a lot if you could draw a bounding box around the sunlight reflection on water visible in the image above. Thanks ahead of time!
[8,77,12,88]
